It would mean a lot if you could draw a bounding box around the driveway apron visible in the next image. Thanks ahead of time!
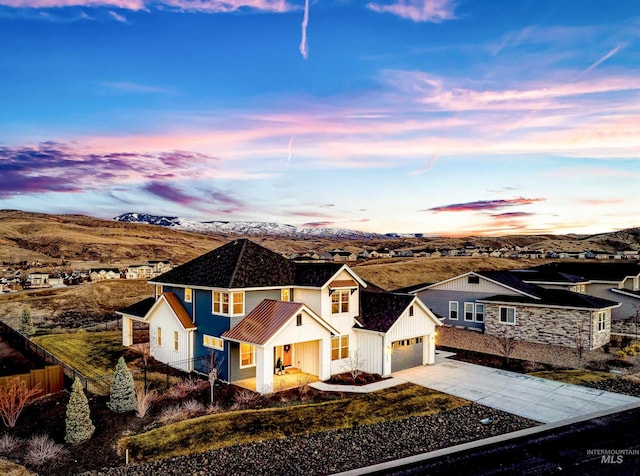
[393,352,640,423]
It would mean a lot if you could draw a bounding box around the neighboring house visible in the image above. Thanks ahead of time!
[148,260,172,276]
[27,272,49,287]
[90,268,121,281]
[118,239,441,394]
[410,270,620,350]
[48,274,65,286]
[527,262,640,322]
[126,264,154,280]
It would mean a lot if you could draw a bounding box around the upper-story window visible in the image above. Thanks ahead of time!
[213,291,244,316]
[184,287,192,303]
[331,290,349,314]
[281,288,291,302]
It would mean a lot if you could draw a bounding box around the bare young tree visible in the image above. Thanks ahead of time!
[0,377,41,428]
[575,320,586,360]
[207,350,223,404]
[491,327,518,365]
[342,350,365,384]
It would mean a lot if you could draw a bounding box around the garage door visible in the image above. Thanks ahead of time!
[391,337,424,373]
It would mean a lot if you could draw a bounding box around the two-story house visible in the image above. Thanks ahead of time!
[118,239,441,394]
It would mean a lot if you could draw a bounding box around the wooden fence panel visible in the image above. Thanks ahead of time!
[0,365,64,396]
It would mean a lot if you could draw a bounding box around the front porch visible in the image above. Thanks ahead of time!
[234,367,319,392]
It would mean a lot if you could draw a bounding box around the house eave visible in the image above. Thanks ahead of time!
[477,299,622,312]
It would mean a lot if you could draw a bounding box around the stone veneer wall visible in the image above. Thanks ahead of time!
[611,318,640,336]
[484,304,611,350]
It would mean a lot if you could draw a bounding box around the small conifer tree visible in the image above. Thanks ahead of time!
[19,307,35,337]
[65,378,95,444]
[108,357,136,413]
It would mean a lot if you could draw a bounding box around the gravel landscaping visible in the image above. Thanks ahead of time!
[82,403,537,476]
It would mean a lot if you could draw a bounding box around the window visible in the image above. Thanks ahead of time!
[331,290,349,314]
[468,275,480,284]
[409,305,414,316]
[157,327,162,346]
[331,335,349,360]
[203,335,224,350]
[155,285,163,297]
[240,343,255,368]
[281,288,291,302]
[449,302,459,320]
[173,331,179,351]
[213,291,244,315]
[296,314,302,326]
[597,311,607,331]
[464,302,474,321]
[475,303,485,322]
[184,287,192,303]
[499,307,516,324]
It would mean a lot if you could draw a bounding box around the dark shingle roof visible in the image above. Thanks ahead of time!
[151,239,295,288]
[476,270,541,297]
[359,290,414,333]
[293,262,344,287]
[117,297,156,318]
[510,269,588,284]
[532,262,640,282]
[480,288,620,309]
[392,282,432,294]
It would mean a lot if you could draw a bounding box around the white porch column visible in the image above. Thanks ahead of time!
[122,317,133,346]
[256,345,274,394]
[382,336,392,377]
[319,337,332,380]
[425,333,435,365]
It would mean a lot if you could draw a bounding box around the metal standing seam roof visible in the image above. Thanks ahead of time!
[222,299,306,345]
[161,292,196,329]
[329,279,358,288]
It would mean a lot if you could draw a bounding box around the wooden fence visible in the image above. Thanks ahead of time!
[0,365,64,396]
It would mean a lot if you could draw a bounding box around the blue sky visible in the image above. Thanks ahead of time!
[0,0,638,236]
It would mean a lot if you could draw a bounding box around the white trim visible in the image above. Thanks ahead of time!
[239,343,256,369]
[448,301,459,320]
[464,302,474,322]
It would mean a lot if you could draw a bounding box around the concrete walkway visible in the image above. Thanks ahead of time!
[393,351,640,423]
[310,377,404,393]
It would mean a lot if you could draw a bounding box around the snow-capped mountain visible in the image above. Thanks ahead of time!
[113,213,385,240]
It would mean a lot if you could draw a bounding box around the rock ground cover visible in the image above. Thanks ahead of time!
[82,404,537,476]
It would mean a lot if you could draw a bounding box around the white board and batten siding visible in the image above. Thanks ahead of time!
[147,301,195,372]
[355,331,385,375]
[296,340,320,376]
[430,274,520,295]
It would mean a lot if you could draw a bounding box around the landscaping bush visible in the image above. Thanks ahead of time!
[135,385,158,419]
[0,377,41,428]
[24,435,67,467]
[586,360,610,372]
[614,350,627,359]
[108,357,136,413]
[65,378,95,444]
[0,433,22,455]
[168,378,207,399]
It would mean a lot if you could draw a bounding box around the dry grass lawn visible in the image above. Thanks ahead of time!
[32,331,124,379]
[121,383,468,462]
[528,369,612,385]
[0,459,35,476]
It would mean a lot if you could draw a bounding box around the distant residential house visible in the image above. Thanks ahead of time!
[90,268,121,281]
[126,264,154,280]
[410,269,619,350]
[148,260,172,276]
[330,251,357,262]
[48,274,65,286]
[357,250,371,260]
[118,239,441,394]
[395,250,414,258]
[27,272,49,287]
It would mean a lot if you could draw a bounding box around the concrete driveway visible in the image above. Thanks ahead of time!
[393,352,640,423]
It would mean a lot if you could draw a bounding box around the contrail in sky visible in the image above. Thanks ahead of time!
[577,44,623,78]
[299,0,309,59]
[287,136,294,166]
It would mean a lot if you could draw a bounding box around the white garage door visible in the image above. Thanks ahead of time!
[391,337,424,373]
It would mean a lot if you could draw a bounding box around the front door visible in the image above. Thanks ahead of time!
[283,344,292,367]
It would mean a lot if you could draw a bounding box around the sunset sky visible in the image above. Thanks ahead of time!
[1,0,638,236]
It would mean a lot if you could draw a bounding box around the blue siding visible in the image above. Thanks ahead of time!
[192,288,231,379]
[417,289,486,331]
[161,285,195,319]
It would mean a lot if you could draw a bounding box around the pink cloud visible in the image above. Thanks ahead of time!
[425,197,545,213]
[367,0,456,23]
[0,0,294,11]
[301,221,334,228]
[577,198,625,206]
